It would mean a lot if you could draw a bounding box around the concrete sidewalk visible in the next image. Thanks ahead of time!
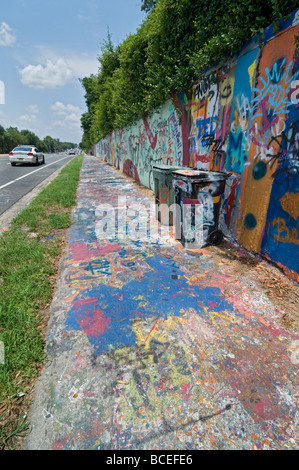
[25,155,299,450]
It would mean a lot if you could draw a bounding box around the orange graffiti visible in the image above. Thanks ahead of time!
[272,217,299,245]
[280,192,299,220]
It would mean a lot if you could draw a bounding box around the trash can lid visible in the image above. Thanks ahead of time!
[153,165,189,174]
[172,169,229,181]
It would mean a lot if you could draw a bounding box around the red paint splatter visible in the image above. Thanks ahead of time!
[225,178,239,226]
[158,377,167,390]
[77,308,111,337]
[71,297,111,337]
[71,242,122,261]
[72,297,98,309]
[134,311,144,317]
[53,440,66,450]
[208,300,218,310]
[195,153,210,165]
[183,197,199,205]
[269,326,283,337]
[143,117,158,150]
[123,159,140,183]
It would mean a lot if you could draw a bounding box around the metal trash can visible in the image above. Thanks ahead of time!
[172,169,229,248]
[153,164,189,225]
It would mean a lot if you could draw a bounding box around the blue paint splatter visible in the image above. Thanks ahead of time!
[66,254,233,355]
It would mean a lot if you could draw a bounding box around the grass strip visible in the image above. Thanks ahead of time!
[0,154,84,449]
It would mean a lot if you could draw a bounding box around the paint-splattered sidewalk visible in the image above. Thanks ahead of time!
[25,155,299,450]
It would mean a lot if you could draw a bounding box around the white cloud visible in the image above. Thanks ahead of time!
[50,101,67,114]
[18,59,73,89]
[16,105,39,125]
[19,114,37,123]
[50,101,80,115]
[0,22,16,47]
[52,120,66,128]
[65,113,81,125]
[77,13,92,23]
[51,101,82,131]
[20,45,99,81]
[66,55,99,78]
[27,104,40,114]
[0,110,9,124]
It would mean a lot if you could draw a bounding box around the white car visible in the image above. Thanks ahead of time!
[9,145,45,166]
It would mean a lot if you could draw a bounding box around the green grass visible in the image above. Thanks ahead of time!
[0,154,84,449]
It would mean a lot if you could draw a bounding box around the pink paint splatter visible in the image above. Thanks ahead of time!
[180,383,191,401]
[255,398,277,420]
[71,242,122,261]
[72,355,88,371]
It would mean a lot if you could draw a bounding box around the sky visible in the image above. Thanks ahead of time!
[0,0,146,145]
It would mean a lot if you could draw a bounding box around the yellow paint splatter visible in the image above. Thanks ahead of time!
[248,60,256,90]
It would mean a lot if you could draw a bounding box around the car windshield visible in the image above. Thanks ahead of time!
[13,146,33,151]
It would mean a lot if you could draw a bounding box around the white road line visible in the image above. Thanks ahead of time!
[0,155,72,190]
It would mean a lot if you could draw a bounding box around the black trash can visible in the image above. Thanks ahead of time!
[172,169,229,248]
[153,164,189,225]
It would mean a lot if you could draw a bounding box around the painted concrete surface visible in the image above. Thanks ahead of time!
[25,155,299,450]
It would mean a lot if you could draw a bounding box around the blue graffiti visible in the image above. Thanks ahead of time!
[196,117,217,138]
[226,125,249,174]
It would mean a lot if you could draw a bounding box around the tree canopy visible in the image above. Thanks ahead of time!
[141,0,156,12]
[80,0,299,151]
[0,125,77,154]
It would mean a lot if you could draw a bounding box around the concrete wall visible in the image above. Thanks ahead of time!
[96,100,184,191]
[96,8,299,282]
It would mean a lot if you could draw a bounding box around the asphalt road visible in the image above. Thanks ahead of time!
[0,153,76,216]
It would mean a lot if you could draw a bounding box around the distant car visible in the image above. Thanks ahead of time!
[9,145,45,166]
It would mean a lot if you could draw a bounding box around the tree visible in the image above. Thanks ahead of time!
[141,0,157,12]
[81,0,299,146]
[43,136,55,153]
[80,112,94,152]
[0,125,5,153]
[3,127,25,153]
[20,129,41,147]
[0,124,77,153]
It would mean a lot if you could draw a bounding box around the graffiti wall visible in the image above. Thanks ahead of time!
[96,8,299,281]
[96,100,185,191]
